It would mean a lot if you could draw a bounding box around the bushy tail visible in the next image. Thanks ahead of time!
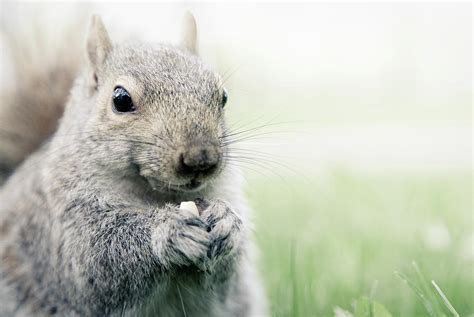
[0,3,89,184]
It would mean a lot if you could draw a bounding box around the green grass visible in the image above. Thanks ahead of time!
[247,170,472,316]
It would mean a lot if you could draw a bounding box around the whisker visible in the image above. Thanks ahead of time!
[222,130,303,146]
[228,148,296,160]
[224,154,303,177]
[223,160,274,179]
[220,120,306,140]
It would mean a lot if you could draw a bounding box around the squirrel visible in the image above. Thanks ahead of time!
[0,13,267,317]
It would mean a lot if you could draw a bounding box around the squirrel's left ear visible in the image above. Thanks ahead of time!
[182,11,198,54]
[86,15,112,87]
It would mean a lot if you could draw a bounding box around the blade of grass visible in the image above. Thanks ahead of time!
[411,261,445,316]
[369,280,379,300]
[290,240,299,317]
[394,271,436,317]
[431,280,460,317]
[369,281,379,317]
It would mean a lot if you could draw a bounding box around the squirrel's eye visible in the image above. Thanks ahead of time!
[112,87,136,113]
[221,88,228,108]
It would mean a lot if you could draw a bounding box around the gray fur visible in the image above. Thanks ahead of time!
[0,15,267,316]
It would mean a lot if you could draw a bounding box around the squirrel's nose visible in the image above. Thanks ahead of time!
[175,145,219,176]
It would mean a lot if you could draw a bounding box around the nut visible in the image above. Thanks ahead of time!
[179,201,199,217]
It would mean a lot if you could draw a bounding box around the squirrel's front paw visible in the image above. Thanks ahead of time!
[152,206,210,269]
[198,199,244,266]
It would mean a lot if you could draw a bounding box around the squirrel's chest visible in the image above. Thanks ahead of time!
[137,277,225,317]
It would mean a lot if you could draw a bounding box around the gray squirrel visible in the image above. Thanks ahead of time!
[0,13,267,316]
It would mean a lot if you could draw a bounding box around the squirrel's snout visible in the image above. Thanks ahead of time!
[174,145,219,177]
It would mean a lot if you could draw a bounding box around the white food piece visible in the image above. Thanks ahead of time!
[179,201,199,216]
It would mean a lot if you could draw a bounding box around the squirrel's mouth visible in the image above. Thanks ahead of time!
[133,161,221,194]
[152,178,206,193]
[181,179,203,190]
[139,173,207,193]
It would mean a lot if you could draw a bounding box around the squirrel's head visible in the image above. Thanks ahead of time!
[79,14,229,193]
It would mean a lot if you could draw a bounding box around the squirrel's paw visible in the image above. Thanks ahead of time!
[152,206,210,269]
[198,199,244,266]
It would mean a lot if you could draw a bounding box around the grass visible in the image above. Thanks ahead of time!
[247,170,472,316]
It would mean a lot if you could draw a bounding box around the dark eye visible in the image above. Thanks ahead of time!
[112,87,136,113]
[221,88,228,108]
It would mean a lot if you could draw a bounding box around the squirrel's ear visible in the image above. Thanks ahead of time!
[181,11,198,54]
[86,15,112,74]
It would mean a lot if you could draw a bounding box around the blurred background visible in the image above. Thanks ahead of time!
[1,2,472,316]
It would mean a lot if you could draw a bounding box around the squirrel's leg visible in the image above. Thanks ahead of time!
[58,202,211,313]
[197,198,245,285]
[194,199,259,314]
[200,199,244,267]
